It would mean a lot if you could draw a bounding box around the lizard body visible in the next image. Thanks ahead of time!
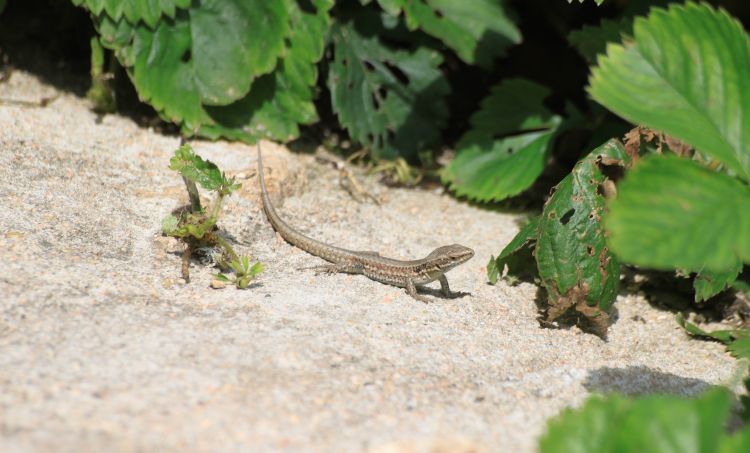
[257,147,474,302]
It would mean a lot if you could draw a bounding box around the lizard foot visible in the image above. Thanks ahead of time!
[414,294,433,304]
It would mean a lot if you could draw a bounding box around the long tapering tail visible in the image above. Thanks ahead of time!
[257,144,347,263]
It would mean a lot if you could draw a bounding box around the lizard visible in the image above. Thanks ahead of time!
[256,146,475,303]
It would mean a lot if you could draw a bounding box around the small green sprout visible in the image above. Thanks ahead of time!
[215,257,264,289]
[369,157,424,186]
[162,143,262,287]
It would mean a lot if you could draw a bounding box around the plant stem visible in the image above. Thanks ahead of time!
[205,188,243,268]
[87,37,116,113]
[207,193,224,225]
[182,176,202,212]
[181,243,193,282]
[212,233,240,263]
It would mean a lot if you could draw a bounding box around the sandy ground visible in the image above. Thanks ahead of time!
[0,71,740,452]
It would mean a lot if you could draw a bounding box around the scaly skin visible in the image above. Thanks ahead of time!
[257,146,474,302]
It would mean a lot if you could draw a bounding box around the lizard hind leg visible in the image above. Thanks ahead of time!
[406,278,431,304]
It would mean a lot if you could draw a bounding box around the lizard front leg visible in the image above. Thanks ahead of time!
[438,274,454,298]
[406,278,431,304]
[438,274,470,299]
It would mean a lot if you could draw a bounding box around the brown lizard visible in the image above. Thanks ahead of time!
[257,146,474,303]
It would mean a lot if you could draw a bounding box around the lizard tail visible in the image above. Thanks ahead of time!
[257,144,293,237]
[257,144,341,260]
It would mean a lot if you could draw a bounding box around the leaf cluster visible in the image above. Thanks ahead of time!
[65,0,525,159]
[72,0,332,143]
[488,140,628,336]
[591,3,750,274]
[489,2,750,334]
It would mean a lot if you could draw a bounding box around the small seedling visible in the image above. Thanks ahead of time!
[369,157,424,186]
[214,256,264,289]
[162,143,262,289]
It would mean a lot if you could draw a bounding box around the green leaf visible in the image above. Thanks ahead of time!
[71,0,191,27]
[727,338,750,360]
[380,0,521,67]
[236,275,251,289]
[95,13,138,62]
[488,216,540,285]
[442,79,561,202]
[694,261,742,303]
[540,395,628,453]
[249,262,264,277]
[733,279,750,298]
[615,389,731,453]
[535,140,629,333]
[169,144,234,193]
[589,3,750,180]
[231,259,263,288]
[214,273,231,282]
[161,214,179,235]
[200,0,332,142]
[228,259,243,274]
[170,215,213,239]
[328,16,449,159]
[188,0,290,106]
[129,17,208,130]
[720,429,750,453]
[0,0,7,15]
[676,313,750,344]
[605,155,750,273]
[568,18,632,63]
[487,257,500,286]
[541,388,736,453]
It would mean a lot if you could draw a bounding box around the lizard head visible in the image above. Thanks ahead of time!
[425,244,474,272]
